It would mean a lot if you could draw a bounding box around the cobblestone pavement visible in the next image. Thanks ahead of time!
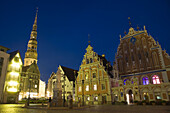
[0,104,170,113]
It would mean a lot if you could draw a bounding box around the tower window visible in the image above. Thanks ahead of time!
[86,59,89,64]
[90,58,93,63]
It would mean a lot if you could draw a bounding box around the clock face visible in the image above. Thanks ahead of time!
[130,37,136,44]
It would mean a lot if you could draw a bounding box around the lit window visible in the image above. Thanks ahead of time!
[94,84,97,91]
[123,79,128,85]
[86,85,89,91]
[79,86,82,92]
[87,96,90,101]
[94,96,98,101]
[85,74,88,80]
[143,77,149,85]
[35,85,37,88]
[152,75,160,84]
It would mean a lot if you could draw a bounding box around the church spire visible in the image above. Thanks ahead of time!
[30,8,38,39]
[24,8,39,66]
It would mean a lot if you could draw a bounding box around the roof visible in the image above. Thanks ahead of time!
[22,65,30,72]
[60,65,78,81]
[9,50,20,61]
[0,45,10,52]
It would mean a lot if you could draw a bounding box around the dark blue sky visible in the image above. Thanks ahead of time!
[1,0,170,83]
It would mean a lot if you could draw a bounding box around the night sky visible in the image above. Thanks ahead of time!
[0,0,170,83]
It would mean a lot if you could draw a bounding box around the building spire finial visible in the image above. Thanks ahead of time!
[88,34,91,45]
[128,17,132,27]
[34,7,38,24]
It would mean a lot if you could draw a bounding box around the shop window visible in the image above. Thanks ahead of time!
[142,77,149,85]
[152,75,160,84]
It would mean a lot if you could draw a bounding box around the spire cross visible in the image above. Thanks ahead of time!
[88,34,91,45]
[128,17,132,27]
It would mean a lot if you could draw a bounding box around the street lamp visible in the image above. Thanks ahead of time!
[82,79,84,106]
[63,75,66,107]
[27,76,32,106]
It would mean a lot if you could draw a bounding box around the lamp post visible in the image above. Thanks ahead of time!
[63,75,66,107]
[82,79,84,106]
[27,77,32,106]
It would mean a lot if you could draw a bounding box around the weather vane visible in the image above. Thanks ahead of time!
[88,34,91,45]
[128,17,132,27]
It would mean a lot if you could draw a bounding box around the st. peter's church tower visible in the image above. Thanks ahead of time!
[24,9,38,66]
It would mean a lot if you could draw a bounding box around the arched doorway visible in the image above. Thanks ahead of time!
[126,89,133,105]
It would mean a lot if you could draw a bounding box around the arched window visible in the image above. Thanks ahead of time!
[123,79,128,85]
[86,59,89,64]
[152,75,160,84]
[142,77,149,85]
[85,73,88,80]
[90,58,93,63]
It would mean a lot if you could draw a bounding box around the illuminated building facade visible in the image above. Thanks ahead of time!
[56,65,77,101]
[47,72,57,98]
[20,9,40,99]
[112,25,170,104]
[0,46,10,103]
[75,44,113,105]
[47,65,77,102]
[3,50,23,103]
[39,80,46,97]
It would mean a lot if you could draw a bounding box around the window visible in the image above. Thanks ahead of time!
[85,74,88,80]
[94,96,98,101]
[143,77,149,85]
[152,75,160,84]
[86,59,89,64]
[78,86,82,92]
[86,96,90,101]
[35,84,37,88]
[14,57,19,62]
[123,79,128,85]
[93,73,96,78]
[101,84,105,90]
[86,85,89,91]
[0,57,4,77]
[90,58,93,63]
[138,53,141,60]
[94,84,97,91]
